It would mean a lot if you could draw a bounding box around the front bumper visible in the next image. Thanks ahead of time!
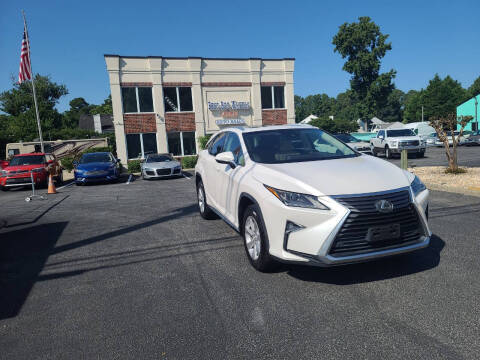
[260,186,431,267]
[143,168,182,179]
[75,171,118,183]
[389,146,426,154]
[0,173,46,188]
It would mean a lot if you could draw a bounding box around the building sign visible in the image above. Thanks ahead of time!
[215,118,246,126]
[208,101,250,111]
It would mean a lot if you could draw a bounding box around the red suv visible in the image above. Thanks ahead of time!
[0,153,63,191]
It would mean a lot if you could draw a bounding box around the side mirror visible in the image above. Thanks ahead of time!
[215,151,236,169]
[379,135,384,139]
[116,158,121,163]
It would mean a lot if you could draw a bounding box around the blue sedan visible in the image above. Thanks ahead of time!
[74,152,120,185]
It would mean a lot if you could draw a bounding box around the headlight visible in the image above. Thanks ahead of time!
[389,141,398,147]
[411,175,426,196]
[0,170,7,177]
[264,185,329,210]
[144,168,153,172]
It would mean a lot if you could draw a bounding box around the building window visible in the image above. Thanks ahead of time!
[163,87,193,112]
[261,86,285,109]
[167,131,196,156]
[126,133,158,159]
[121,87,154,113]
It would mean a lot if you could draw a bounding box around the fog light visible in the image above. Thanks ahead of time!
[283,221,305,251]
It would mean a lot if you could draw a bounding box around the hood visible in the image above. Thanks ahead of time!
[76,162,114,171]
[143,161,180,169]
[3,164,45,172]
[252,155,413,197]
[349,141,370,148]
[388,136,420,141]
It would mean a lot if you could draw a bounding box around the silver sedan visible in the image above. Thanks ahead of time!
[141,154,182,179]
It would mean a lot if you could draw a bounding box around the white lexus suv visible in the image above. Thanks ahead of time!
[195,125,431,272]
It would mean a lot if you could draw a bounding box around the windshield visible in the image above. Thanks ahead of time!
[80,153,112,164]
[9,155,45,166]
[242,128,357,164]
[147,155,172,163]
[334,134,358,143]
[386,129,416,137]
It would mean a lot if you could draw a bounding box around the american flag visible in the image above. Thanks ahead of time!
[18,30,31,83]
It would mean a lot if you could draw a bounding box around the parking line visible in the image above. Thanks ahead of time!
[182,173,192,180]
[56,181,75,191]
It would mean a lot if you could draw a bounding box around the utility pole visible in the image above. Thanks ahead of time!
[421,106,424,122]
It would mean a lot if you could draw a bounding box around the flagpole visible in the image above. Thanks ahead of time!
[22,10,44,153]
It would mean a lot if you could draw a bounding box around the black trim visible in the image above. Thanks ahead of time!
[238,193,271,251]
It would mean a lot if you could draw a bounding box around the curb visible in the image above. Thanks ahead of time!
[425,182,480,198]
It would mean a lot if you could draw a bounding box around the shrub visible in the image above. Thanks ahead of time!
[127,160,142,173]
[181,156,198,169]
[444,167,467,174]
[60,156,74,172]
[82,147,113,154]
[198,134,212,150]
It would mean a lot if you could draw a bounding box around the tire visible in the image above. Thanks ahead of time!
[196,180,216,220]
[242,204,276,272]
[56,171,64,185]
[385,146,392,159]
[1,186,8,192]
[371,145,377,157]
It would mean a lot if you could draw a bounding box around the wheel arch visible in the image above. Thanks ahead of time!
[238,192,261,235]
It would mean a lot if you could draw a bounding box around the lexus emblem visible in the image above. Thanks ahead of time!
[375,199,394,213]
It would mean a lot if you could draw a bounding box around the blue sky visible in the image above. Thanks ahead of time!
[1,0,479,112]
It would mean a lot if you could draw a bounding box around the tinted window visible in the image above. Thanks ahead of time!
[138,87,153,112]
[9,155,45,166]
[163,88,178,112]
[223,133,245,166]
[261,86,272,109]
[335,134,357,143]
[182,131,196,155]
[274,86,285,108]
[147,155,172,163]
[126,134,142,159]
[167,132,182,156]
[242,128,356,164]
[386,129,415,137]
[179,87,193,111]
[122,87,137,113]
[377,130,385,138]
[80,153,112,164]
[208,133,226,156]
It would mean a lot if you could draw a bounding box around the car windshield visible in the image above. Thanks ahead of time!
[147,155,172,163]
[386,129,416,137]
[242,128,357,164]
[334,134,358,143]
[80,153,112,164]
[9,155,45,166]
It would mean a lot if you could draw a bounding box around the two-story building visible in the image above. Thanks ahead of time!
[104,55,295,165]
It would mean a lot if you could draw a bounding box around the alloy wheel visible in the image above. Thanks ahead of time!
[198,186,205,213]
[244,215,261,260]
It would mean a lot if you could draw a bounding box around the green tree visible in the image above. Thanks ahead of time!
[309,117,358,133]
[63,97,94,128]
[90,95,113,115]
[295,94,336,122]
[0,74,68,142]
[332,16,396,120]
[377,89,405,123]
[468,76,480,97]
[422,74,467,119]
[403,90,424,123]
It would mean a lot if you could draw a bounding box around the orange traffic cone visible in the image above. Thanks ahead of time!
[47,174,57,194]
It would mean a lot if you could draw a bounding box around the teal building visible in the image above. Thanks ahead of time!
[457,95,479,131]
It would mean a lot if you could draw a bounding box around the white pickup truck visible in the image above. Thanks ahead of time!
[370,129,426,159]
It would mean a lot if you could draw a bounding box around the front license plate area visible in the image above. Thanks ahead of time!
[366,224,401,243]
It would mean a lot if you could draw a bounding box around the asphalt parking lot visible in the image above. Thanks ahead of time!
[385,145,480,167]
[1,172,480,359]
